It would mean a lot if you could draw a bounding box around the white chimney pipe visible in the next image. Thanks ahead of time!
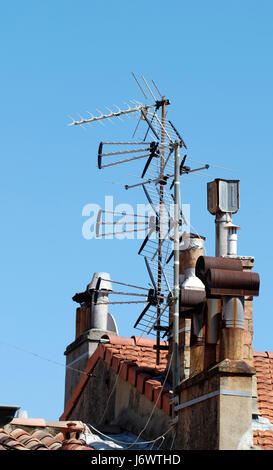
[226,223,240,256]
[180,235,206,292]
[87,272,112,331]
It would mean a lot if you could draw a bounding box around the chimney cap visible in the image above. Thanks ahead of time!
[170,232,206,242]
[224,222,241,230]
[207,179,240,215]
[179,232,206,251]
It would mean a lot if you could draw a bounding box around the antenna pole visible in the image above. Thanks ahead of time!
[156,98,166,365]
[173,142,181,390]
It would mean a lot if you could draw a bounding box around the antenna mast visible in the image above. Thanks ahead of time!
[69,74,209,389]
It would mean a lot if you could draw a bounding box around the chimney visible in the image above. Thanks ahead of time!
[178,233,206,380]
[174,179,260,450]
[64,272,118,407]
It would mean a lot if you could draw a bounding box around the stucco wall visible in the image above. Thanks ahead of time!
[175,360,255,450]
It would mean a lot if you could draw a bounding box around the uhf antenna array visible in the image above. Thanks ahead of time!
[69,74,209,380]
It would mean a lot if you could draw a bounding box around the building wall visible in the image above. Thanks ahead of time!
[67,358,172,447]
[175,360,255,450]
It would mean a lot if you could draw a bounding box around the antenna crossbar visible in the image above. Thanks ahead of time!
[69,103,157,127]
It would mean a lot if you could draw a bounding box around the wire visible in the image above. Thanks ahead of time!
[0,340,94,378]
[187,157,238,173]
[97,325,169,426]
[170,431,176,450]
[86,423,171,448]
[125,351,174,449]
[97,327,149,426]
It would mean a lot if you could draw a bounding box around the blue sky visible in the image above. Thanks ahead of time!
[0,1,272,420]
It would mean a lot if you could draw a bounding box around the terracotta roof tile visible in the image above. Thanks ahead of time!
[31,430,63,449]
[0,420,92,451]
[253,351,273,450]
[136,372,151,394]
[101,334,135,346]
[111,355,124,373]
[127,365,139,387]
[254,351,268,358]
[162,390,172,416]
[253,429,273,450]
[253,351,273,425]
[119,360,136,381]
[154,385,164,409]
[144,379,162,402]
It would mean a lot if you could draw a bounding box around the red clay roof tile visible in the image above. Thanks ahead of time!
[162,390,172,416]
[253,351,273,450]
[144,379,162,401]
[136,372,151,394]
[153,385,164,409]
[62,439,93,451]
[0,425,92,451]
[253,429,273,450]
[132,336,167,347]
[119,360,136,381]
[111,355,124,373]
[253,351,273,425]
[101,334,135,346]
[127,365,138,387]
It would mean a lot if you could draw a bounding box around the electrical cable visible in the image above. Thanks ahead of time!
[125,351,174,449]
[97,330,146,425]
[86,422,171,448]
[0,340,94,378]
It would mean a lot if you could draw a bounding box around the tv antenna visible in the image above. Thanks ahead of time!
[69,74,209,386]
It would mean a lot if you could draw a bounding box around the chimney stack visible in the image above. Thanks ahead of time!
[174,179,260,450]
[178,233,206,380]
[64,272,117,407]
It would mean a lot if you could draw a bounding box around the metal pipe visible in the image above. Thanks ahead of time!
[88,272,112,330]
[215,211,232,257]
[154,99,166,365]
[173,143,180,389]
[223,296,245,329]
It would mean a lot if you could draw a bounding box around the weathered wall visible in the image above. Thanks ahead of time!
[68,358,172,447]
[64,329,116,406]
[175,360,255,450]
[68,359,117,426]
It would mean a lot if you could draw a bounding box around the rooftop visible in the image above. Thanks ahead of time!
[1,340,273,450]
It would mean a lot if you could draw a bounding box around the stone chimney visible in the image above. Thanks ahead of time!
[64,272,118,407]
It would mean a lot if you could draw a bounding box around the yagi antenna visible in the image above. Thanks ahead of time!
[151,79,163,99]
[69,102,157,127]
[131,72,148,100]
[70,74,210,372]
[141,75,157,102]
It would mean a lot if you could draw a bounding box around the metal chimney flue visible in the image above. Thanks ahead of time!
[226,223,240,256]
[207,179,240,257]
[87,272,113,331]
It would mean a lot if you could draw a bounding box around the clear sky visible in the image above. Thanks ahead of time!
[0,0,272,421]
